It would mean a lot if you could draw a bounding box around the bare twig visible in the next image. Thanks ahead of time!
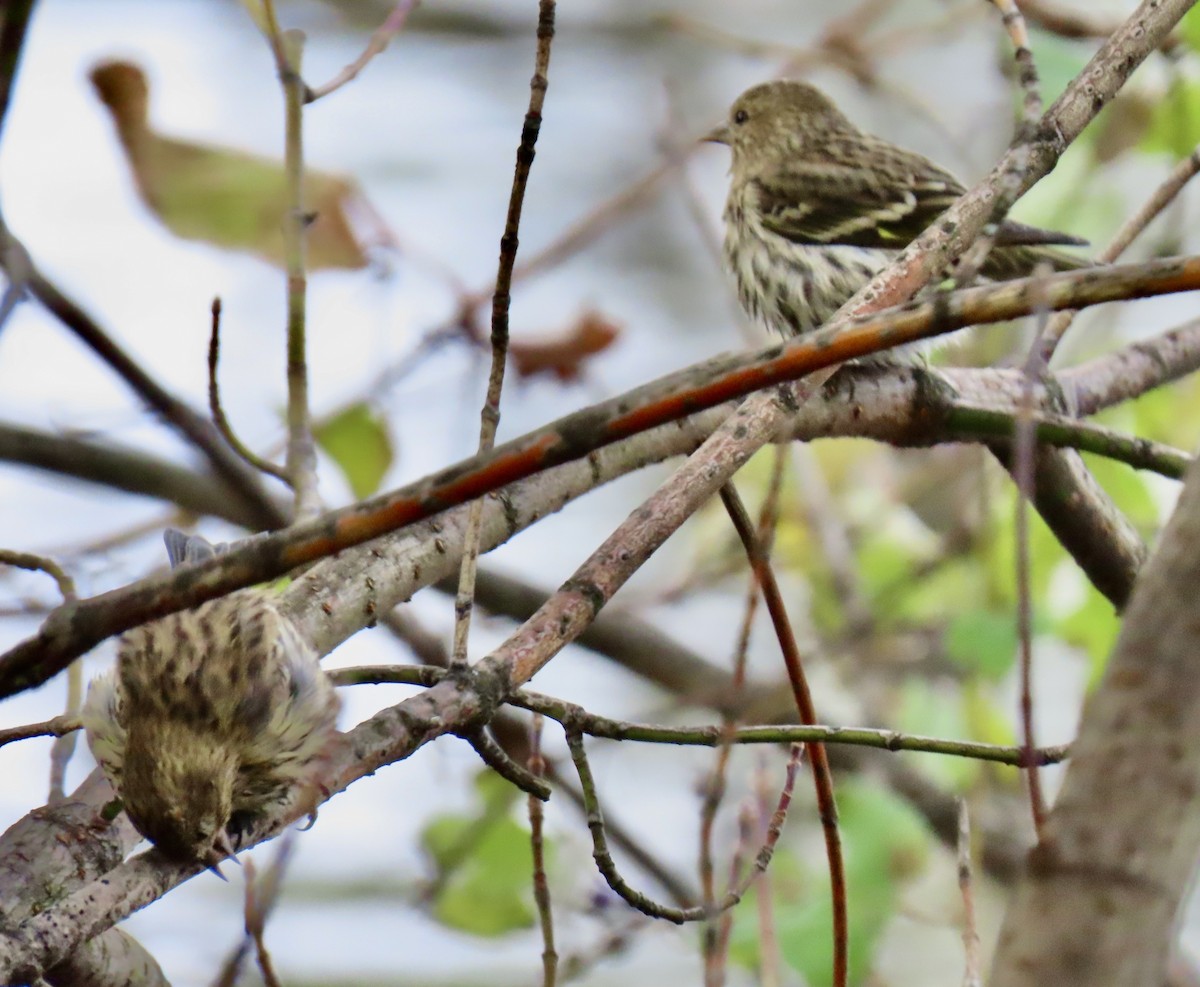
[276,28,320,519]
[700,457,784,986]
[754,754,788,987]
[719,484,847,987]
[1013,269,1053,836]
[0,549,80,803]
[1042,144,1200,361]
[945,404,1190,478]
[211,839,294,987]
[0,714,78,751]
[528,716,557,987]
[6,251,1200,701]
[307,1,420,101]
[339,664,1073,765]
[451,0,557,667]
[464,727,552,801]
[566,728,800,924]
[992,0,1043,133]
[207,298,290,484]
[958,800,982,987]
[0,231,285,530]
[0,0,36,148]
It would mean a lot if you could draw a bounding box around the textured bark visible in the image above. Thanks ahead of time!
[990,447,1200,985]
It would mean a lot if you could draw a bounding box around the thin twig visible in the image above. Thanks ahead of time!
[718,484,847,987]
[1041,143,1200,361]
[710,798,756,987]
[451,0,557,667]
[957,0,1045,285]
[958,799,982,987]
[464,727,552,800]
[0,714,78,751]
[0,220,284,531]
[701,450,785,985]
[6,254,1200,699]
[337,662,1074,765]
[207,297,290,484]
[1014,267,1053,837]
[276,27,320,519]
[307,1,420,102]
[992,0,1043,135]
[528,715,557,987]
[945,404,1191,479]
[566,727,800,924]
[0,549,80,802]
[0,0,36,149]
[211,837,294,987]
[754,754,787,987]
[0,549,76,602]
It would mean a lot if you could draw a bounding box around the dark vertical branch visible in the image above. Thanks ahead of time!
[451,0,558,665]
[0,0,36,148]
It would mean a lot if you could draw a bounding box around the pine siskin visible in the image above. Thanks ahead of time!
[705,80,1088,348]
[82,531,341,869]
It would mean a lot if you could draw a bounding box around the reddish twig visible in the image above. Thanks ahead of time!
[718,485,847,987]
[307,1,420,102]
[5,254,1200,700]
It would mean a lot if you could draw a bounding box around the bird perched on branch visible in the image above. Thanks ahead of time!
[82,530,341,869]
[705,80,1088,351]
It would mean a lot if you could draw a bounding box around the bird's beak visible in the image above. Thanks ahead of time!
[702,122,731,145]
[205,830,239,878]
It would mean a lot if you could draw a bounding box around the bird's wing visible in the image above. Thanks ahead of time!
[753,160,961,248]
[232,608,341,810]
[755,160,1087,250]
[80,670,128,787]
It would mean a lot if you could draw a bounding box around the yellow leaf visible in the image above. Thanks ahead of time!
[90,60,391,271]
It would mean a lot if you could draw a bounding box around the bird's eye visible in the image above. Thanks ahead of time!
[733,108,749,125]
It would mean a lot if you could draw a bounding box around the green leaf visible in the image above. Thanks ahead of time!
[1180,8,1200,55]
[315,402,394,499]
[1060,590,1121,686]
[1139,75,1200,160]
[945,609,1017,681]
[895,680,979,790]
[420,770,538,937]
[1027,29,1091,105]
[730,780,928,986]
[1078,454,1158,533]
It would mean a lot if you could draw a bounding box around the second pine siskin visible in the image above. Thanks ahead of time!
[82,530,341,868]
[705,80,1088,351]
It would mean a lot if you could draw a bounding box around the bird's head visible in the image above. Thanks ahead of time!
[121,728,239,870]
[704,80,853,168]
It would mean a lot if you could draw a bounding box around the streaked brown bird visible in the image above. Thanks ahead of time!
[705,80,1088,347]
[89,59,390,271]
[82,531,341,868]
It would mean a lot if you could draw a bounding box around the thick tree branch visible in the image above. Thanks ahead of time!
[990,427,1200,985]
[3,254,1199,699]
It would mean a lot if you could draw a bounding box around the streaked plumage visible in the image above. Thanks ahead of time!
[82,531,340,867]
[706,80,1089,344]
